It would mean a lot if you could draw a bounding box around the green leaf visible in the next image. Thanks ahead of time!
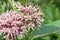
[45,20,60,27]
[7,0,15,10]
[28,25,60,40]
[20,0,28,5]
[45,20,60,34]
[1,2,6,13]
[17,35,24,40]
[33,36,50,40]
[43,4,60,24]
[0,34,6,40]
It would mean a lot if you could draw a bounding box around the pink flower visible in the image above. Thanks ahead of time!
[16,2,44,29]
[0,10,26,40]
[16,2,39,15]
[0,2,44,40]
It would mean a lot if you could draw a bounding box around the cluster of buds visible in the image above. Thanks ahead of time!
[0,11,27,40]
[0,2,44,40]
[16,2,44,29]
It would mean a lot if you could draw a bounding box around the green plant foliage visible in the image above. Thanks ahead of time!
[42,4,60,24]
[19,0,29,5]
[17,35,24,40]
[0,34,6,40]
[34,36,50,40]
[45,20,60,27]
[27,25,60,40]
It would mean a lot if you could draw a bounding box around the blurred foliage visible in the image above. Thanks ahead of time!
[42,4,60,24]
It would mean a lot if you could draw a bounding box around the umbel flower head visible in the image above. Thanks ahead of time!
[0,10,27,40]
[16,2,44,28]
[0,2,44,40]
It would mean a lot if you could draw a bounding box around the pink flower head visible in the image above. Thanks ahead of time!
[0,2,44,40]
[0,10,27,40]
[16,2,39,15]
[16,2,44,29]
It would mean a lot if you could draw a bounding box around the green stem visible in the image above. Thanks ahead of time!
[25,34,32,40]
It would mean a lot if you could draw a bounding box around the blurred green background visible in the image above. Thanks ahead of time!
[0,0,60,40]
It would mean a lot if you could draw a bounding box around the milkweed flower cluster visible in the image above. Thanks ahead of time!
[0,11,27,40]
[16,2,44,28]
[0,2,44,40]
